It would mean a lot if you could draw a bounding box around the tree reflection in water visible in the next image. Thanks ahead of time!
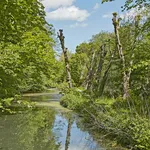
[0,105,104,150]
[64,113,74,150]
[0,107,60,150]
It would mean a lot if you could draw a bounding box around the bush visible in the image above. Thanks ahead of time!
[59,86,150,149]
[89,101,150,149]
[62,95,150,149]
[60,87,87,110]
[57,82,70,94]
[126,117,150,150]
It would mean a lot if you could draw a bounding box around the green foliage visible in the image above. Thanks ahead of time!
[69,96,150,149]
[0,0,47,43]
[60,94,81,110]
[126,117,150,150]
[0,95,36,113]
[60,82,150,149]
[0,27,59,97]
[0,0,63,110]
[70,32,116,92]
[0,0,149,148]
[102,0,150,10]
[2,98,14,107]
[69,42,91,86]
[57,82,70,94]
[60,87,87,110]
[64,7,150,149]
[70,11,150,98]
[0,98,14,113]
[70,53,88,86]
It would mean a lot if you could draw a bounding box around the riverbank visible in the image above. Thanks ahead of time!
[60,89,150,150]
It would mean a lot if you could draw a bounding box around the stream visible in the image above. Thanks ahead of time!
[0,89,120,150]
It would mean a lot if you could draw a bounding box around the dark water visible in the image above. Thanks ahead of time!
[0,89,118,150]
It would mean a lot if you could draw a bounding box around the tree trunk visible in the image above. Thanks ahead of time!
[58,29,72,88]
[95,44,107,86]
[96,43,114,97]
[98,60,112,96]
[85,48,96,90]
[63,48,72,88]
[112,13,130,99]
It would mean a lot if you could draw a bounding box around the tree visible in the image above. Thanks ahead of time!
[0,0,47,44]
[112,12,130,99]
[0,26,59,98]
[58,30,73,88]
[102,0,150,10]
[0,0,63,101]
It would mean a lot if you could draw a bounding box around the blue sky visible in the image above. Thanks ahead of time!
[42,0,126,52]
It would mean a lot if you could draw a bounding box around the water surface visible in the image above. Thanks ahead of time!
[0,89,105,150]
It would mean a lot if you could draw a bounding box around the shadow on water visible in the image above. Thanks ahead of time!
[0,89,124,150]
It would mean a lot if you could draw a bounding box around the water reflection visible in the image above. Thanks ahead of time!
[53,113,103,150]
[65,118,72,150]
[0,108,60,150]
[0,91,104,150]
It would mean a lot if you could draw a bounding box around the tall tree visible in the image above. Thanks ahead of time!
[58,30,73,88]
[112,12,130,99]
[85,46,96,90]
[0,0,47,44]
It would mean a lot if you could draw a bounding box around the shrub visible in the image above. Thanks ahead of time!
[60,94,87,110]
[60,87,87,110]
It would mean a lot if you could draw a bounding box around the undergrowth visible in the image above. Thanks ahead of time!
[60,88,150,150]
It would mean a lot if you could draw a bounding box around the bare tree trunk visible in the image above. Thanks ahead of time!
[58,29,72,88]
[63,47,72,88]
[95,44,107,85]
[80,63,86,81]
[85,48,96,90]
[112,13,130,99]
[96,42,114,97]
[98,60,112,96]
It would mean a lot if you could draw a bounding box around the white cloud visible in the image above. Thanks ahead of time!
[42,0,75,9]
[93,3,100,10]
[120,8,142,18]
[102,13,112,18]
[46,6,90,22]
[102,10,136,19]
[69,22,88,28]
[102,8,146,19]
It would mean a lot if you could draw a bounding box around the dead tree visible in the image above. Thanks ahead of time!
[98,52,113,97]
[84,47,96,90]
[95,44,107,85]
[96,41,114,97]
[112,12,130,99]
[58,29,72,88]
